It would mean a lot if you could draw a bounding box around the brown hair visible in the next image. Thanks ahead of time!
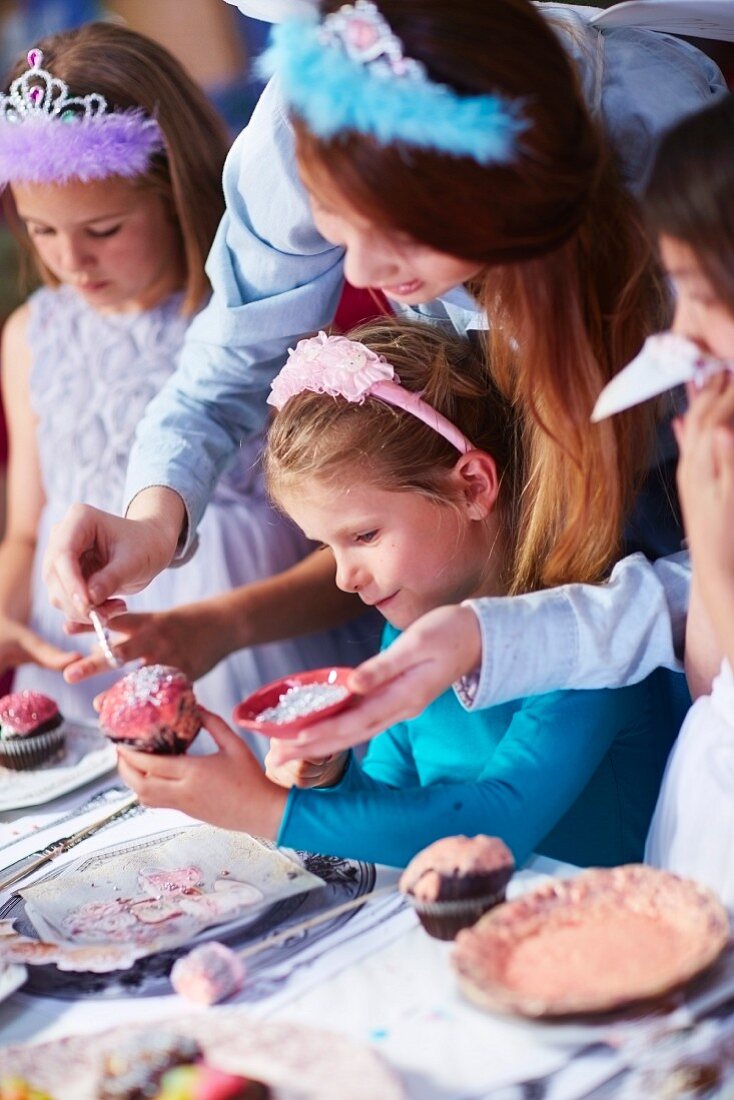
[645,93,734,316]
[294,0,668,592]
[2,21,229,313]
[265,320,520,574]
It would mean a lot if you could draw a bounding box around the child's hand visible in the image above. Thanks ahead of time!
[676,373,734,586]
[264,745,348,789]
[271,604,482,763]
[0,613,80,675]
[43,492,184,621]
[116,708,288,838]
[62,603,233,685]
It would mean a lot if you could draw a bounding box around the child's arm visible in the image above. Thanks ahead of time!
[675,375,734,675]
[684,576,722,700]
[60,552,362,683]
[277,682,660,868]
[0,307,79,673]
[271,553,689,764]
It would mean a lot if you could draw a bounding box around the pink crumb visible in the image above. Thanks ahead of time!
[170,941,246,1005]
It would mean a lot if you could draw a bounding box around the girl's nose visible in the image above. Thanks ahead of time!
[671,295,704,349]
[342,234,399,290]
[59,235,92,274]
[334,556,366,594]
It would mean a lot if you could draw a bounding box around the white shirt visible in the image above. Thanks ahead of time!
[646,659,734,909]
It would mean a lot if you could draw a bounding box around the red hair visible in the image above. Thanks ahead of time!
[295,0,668,591]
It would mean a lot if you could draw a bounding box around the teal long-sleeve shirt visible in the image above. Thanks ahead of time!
[278,629,689,868]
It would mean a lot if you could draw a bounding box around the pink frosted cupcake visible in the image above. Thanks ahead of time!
[0,691,65,770]
[99,665,201,755]
[399,835,515,941]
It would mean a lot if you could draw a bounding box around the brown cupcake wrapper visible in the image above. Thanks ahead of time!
[0,725,66,771]
[405,890,506,941]
[433,868,514,903]
[104,731,194,755]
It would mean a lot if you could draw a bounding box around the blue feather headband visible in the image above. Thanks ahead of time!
[259,3,527,165]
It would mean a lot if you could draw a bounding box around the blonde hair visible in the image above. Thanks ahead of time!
[265,320,520,570]
[2,21,229,314]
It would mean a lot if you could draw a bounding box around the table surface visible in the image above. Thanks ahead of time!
[1,773,734,1100]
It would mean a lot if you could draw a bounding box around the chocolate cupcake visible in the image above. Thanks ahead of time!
[0,691,65,771]
[99,665,201,755]
[399,835,515,941]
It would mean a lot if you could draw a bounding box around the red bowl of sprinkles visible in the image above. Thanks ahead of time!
[233,667,357,738]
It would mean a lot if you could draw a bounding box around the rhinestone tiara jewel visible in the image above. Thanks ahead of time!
[319,0,426,81]
[0,48,107,124]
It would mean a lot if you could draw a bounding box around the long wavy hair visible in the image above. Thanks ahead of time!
[2,21,229,314]
[294,0,669,592]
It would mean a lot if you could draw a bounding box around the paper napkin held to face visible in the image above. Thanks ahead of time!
[592,333,732,421]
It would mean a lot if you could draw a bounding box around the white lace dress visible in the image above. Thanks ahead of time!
[14,286,374,756]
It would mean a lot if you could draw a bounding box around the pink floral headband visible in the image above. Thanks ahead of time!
[268,331,474,453]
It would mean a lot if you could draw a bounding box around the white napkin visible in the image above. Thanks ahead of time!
[591,332,731,421]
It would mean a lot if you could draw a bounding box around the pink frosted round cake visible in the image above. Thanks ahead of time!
[170,942,246,1005]
[99,665,201,755]
[0,691,65,770]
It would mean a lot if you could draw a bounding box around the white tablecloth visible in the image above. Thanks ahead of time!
[0,779,731,1099]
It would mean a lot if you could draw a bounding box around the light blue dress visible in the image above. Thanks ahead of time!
[15,286,376,753]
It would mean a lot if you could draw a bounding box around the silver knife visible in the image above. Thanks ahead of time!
[0,793,139,892]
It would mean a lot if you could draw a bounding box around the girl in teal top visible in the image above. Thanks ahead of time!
[117,320,688,868]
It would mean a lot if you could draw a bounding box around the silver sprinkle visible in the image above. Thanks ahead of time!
[258,682,349,725]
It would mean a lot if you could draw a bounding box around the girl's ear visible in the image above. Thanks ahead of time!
[451,450,500,519]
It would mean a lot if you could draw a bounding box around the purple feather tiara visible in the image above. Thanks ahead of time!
[0,48,165,185]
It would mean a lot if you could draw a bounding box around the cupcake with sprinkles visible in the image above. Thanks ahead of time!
[0,691,65,770]
[99,665,201,755]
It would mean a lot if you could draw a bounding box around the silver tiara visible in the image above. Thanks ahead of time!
[0,48,107,124]
[319,0,426,81]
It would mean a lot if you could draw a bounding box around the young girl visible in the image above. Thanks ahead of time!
[43,0,723,688]
[117,320,686,870]
[0,23,367,748]
[638,95,734,901]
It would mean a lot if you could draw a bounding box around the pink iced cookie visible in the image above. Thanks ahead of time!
[170,942,246,1005]
[99,665,201,754]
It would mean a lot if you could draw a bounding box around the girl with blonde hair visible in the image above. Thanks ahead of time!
[117,319,685,869]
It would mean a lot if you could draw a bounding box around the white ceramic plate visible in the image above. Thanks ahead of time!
[0,723,116,812]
